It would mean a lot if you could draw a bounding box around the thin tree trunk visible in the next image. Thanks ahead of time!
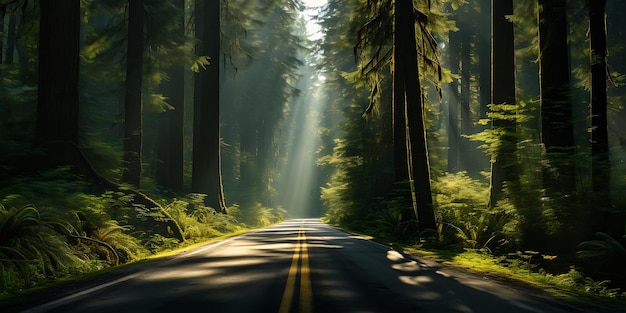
[393,44,409,183]
[0,5,5,64]
[478,0,491,120]
[5,11,16,64]
[447,29,460,173]
[589,0,610,206]
[122,0,144,187]
[459,28,472,171]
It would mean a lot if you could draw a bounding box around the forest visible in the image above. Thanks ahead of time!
[0,0,625,304]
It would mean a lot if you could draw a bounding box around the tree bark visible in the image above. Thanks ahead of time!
[478,0,491,120]
[35,0,80,166]
[393,42,409,183]
[0,5,5,64]
[156,0,185,193]
[488,0,518,208]
[396,0,436,232]
[589,0,610,206]
[192,0,227,213]
[122,0,144,187]
[5,11,16,64]
[447,29,460,173]
[538,0,576,197]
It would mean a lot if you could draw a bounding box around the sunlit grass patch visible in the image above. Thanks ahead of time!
[404,247,626,309]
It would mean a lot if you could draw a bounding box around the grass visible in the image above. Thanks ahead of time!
[326,220,626,312]
[403,247,626,311]
[0,225,265,310]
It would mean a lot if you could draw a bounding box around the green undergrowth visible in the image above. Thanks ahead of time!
[0,167,283,300]
[403,247,626,310]
[324,220,626,311]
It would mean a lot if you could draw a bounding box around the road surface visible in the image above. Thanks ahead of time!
[22,219,591,313]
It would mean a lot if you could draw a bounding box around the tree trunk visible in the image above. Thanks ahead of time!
[589,0,610,207]
[447,29,460,173]
[488,0,518,208]
[35,0,80,166]
[396,0,436,232]
[122,0,144,187]
[0,5,5,64]
[5,9,16,64]
[156,0,185,193]
[478,0,491,120]
[192,0,227,213]
[538,0,576,197]
[459,27,472,171]
[393,43,409,183]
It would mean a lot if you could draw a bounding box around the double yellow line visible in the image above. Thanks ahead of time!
[279,223,312,313]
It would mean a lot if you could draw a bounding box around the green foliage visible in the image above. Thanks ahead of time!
[163,194,256,244]
[577,232,626,282]
[230,202,285,228]
[432,249,625,300]
[0,205,81,292]
[432,172,518,251]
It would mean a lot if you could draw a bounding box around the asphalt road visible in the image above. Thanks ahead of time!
[21,219,596,313]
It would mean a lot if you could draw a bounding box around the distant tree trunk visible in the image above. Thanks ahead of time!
[589,0,611,207]
[478,0,491,120]
[488,0,518,208]
[459,27,472,171]
[538,0,576,197]
[156,0,185,193]
[35,0,80,165]
[122,0,144,187]
[396,0,436,232]
[447,29,460,173]
[5,10,16,64]
[192,0,227,213]
[0,5,5,64]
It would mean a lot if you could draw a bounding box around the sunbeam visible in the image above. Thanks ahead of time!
[276,69,327,218]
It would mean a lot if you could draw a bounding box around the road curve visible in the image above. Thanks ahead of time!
[22,219,585,313]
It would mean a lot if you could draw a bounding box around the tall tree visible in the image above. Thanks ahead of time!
[4,7,16,64]
[395,0,436,231]
[589,0,610,207]
[35,0,80,165]
[488,0,518,208]
[537,0,576,197]
[447,28,460,172]
[192,0,227,213]
[0,4,5,65]
[155,0,185,193]
[122,0,144,186]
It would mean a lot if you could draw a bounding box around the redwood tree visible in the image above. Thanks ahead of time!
[156,0,185,193]
[538,0,576,197]
[35,0,80,165]
[488,0,518,208]
[122,0,145,186]
[395,0,436,231]
[192,0,227,213]
[589,0,610,207]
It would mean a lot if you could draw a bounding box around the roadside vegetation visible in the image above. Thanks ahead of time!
[323,170,626,309]
[0,168,282,298]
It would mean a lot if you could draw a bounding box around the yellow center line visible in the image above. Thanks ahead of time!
[299,231,312,313]
[279,222,313,313]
